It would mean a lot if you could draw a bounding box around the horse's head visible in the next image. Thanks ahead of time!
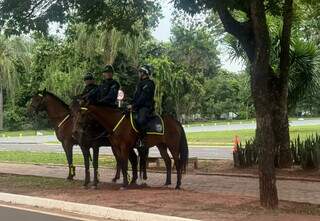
[28,89,48,114]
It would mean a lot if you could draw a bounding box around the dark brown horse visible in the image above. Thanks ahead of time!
[28,90,76,181]
[28,90,141,187]
[73,104,189,189]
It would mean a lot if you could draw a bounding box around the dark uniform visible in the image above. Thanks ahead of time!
[81,73,98,98]
[132,66,155,131]
[87,66,120,108]
[82,83,98,97]
[89,79,119,107]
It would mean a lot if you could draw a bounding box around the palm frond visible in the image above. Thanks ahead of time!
[288,39,320,110]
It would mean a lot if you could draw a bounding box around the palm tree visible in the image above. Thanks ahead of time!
[225,29,320,167]
[288,40,320,111]
[225,33,320,112]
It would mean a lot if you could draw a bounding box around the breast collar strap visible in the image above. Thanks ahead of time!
[58,114,71,128]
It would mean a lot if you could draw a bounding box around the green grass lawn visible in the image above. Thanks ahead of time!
[1,124,320,147]
[0,130,54,137]
[187,125,320,146]
[1,117,320,137]
[0,151,116,167]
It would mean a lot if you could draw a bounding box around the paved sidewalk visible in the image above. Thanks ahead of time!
[0,163,319,205]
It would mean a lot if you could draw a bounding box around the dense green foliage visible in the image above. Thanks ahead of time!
[0,1,319,130]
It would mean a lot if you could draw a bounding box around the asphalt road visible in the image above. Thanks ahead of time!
[0,119,318,160]
[0,205,91,221]
[184,119,320,132]
[0,119,319,144]
[0,143,233,160]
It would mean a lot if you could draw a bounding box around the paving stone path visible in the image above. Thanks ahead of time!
[0,163,319,205]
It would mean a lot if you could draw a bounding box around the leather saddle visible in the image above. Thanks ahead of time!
[130,112,164,135]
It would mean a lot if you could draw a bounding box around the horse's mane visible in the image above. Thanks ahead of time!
[44,91,70,110]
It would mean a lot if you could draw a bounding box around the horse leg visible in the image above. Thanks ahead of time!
[157,145,172,186]
[128,148,138,185]
[62,141,75,180]
[173,155,182,190]
[92,147,100,189]
[80,146,91,188]
[111,146,121,183]
[137,147,148,183]
[120,146,129,188]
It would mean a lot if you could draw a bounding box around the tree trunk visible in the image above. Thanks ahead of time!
[0,87,3,130]
[274,85,292,168]
[216,0,279,208]
[252,68,279,209]
[276,0,294,168]
[250,0,278,208]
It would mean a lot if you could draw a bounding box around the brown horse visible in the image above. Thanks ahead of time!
[69,99,147,185]
[28,90,76,181]
[73,104,189,189]
[28,90,141,187]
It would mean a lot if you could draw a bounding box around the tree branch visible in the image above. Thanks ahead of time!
[216,5,255,62]
[250,0,271,66]
[279,0,294,81]
[26,0,46,19]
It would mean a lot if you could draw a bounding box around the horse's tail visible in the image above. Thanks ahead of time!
[178,121,189,173]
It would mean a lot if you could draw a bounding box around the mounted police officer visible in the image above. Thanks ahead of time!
[128,65,155,134]
[81,72,98,99]
[87,65,120,108]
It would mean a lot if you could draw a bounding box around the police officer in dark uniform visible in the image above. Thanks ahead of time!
[128,65,155,134]
[87,65,120,108]
[81,72,98,98]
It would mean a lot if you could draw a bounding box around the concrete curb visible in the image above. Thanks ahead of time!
[0,192,199,221]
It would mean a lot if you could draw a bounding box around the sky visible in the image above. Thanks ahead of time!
[151,0,244,73]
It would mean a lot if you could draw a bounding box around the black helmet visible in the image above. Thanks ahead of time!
[139,65,151,76]
[103,64,114,73]
[83,72,94,81]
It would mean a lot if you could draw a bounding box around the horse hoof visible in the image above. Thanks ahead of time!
[91,185,99,190]
[130,180,137,185]
[112,178,117,183]
[66,176,73,181]
[164,182,171,186]
[175,185,181,190]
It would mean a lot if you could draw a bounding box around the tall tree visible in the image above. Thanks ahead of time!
[0,36,31,129]
[174,0,298,208]
[0,0,161,36]
[169,13,221,78]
